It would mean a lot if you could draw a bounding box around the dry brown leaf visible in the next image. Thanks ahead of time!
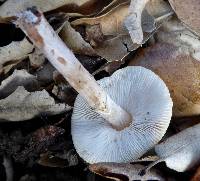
[151,123,200,172]
[0,38,33,74]
[71,1,172,61]
[129,19,200,117]
[60,21,96,56]
[168,0,200,36]
[89,162,164,181]
[72,2,156,39]
[0,86,71,121]
[94,35,134,62]
[72,2,129,37]
[0,69,39,99]
[0,0,106,20]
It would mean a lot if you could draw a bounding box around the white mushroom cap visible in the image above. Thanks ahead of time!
[71,66,172,163]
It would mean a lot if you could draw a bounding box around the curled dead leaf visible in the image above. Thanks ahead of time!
[0,86,71,121]
[89,162,164,181]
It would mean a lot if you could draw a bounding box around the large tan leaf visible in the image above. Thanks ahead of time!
[129,43,200,117]
[0,86,71,121]
[129,19,200,117]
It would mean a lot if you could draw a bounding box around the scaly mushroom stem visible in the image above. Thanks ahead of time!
[15,9,132,131]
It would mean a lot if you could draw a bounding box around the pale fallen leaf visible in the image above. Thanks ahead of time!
[0,69,39,99]
[146,123,200,172]
[0,86,71,121]
[0,38,33,74]
[89,162,164,181]
[169,0,200,36]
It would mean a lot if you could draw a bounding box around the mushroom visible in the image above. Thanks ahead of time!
[16,9,172,163]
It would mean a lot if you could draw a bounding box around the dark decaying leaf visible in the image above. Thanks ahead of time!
[38,149,78,168]
[14,126,65,163]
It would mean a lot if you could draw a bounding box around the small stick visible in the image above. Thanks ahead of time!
[15,8,132,131]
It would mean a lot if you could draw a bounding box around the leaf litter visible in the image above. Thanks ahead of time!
[0,0,200,180]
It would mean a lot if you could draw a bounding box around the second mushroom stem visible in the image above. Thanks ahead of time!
[16,9,132,130]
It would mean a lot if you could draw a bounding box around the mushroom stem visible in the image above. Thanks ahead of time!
[125,0,149,44]
[15,9,132,131]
